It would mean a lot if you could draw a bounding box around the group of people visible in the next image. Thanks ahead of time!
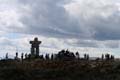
[5,49,115,61]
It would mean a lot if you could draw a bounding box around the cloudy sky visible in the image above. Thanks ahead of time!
[0,0,120,58]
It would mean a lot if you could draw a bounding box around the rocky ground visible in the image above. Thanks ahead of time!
[0,59,120,80]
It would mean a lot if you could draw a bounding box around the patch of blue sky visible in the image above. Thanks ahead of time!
[4,32,22,39]
[111,48,120,58]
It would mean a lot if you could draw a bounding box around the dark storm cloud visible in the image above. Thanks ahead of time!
[17,0,92,39]
[17,0,120,41]
[91,15,120,40]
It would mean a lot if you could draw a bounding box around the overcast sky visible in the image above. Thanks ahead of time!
[0,0,120,58]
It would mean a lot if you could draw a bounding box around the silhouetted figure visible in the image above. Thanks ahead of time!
[101,54,104,60]
[45,54,49,60]
[84,54,89,60]
[75,52,80,60]
[105,53,110,60]
[30,37,42,57]
[70,52,75,59]
[84,54,87,60]
[86,54,89,60]
[25,53,28,59]
[21,53,24,62]
[110,55,114,60]
[15,52,18,60]
[51,54,54,60]
[5,53,8,60]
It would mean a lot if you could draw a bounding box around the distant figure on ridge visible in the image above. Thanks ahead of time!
[5,53,8,60]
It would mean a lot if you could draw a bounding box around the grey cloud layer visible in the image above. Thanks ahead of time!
[17,0,92,39]
[18,0,120,40]
[0,0,120,48]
